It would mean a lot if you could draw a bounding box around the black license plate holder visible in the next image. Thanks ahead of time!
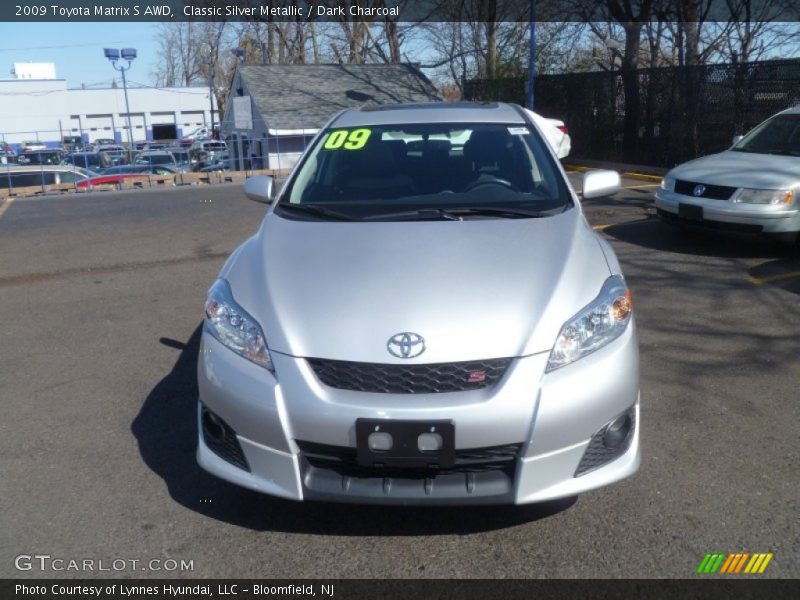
[356,419,455,469]
[679,203,703,221]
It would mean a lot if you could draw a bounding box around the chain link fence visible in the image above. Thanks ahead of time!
[464,58,800,168]
[0,116,332,196]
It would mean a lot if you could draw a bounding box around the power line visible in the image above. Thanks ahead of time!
[0,41,139,52]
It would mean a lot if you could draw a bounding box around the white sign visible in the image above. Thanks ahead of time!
[233,96,252,130]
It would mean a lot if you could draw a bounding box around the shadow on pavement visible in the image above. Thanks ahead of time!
[602,216,793,259]
[132,325,576,536]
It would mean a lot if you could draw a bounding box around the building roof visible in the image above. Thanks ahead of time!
[234,63,441,130]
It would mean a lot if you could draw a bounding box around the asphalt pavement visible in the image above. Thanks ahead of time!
[0,178,798,578]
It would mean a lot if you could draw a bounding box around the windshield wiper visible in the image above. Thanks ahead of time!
[446,206,559,218]
[361,208,464,221]
[276,203,360,221]
[362,206,558,221]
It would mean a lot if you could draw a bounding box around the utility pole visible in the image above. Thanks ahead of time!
[528,0,536,110]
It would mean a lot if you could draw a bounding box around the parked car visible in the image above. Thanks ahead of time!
[92,138,117,147]
[198,153,230,172]
[197,102,637,505]
[134,150,177,168]
[98,149,129,166]
[0,165,96,189]
[190,141,228,171]
[62,152,112,171]
[524,109,571,159]
[655,107,800,246]
[98,165,178,176]
[1,141,17,159]
[76,169,177,190]
[164,146,191,170]
[179,126,213,147]
[62,136,85,152]
[20,140,47,152]
[16,149,63,166]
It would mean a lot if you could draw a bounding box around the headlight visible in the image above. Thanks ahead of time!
[546,275,633,372]
[204,279,273,371]
[660,175,675,192]
[734,188,793,205]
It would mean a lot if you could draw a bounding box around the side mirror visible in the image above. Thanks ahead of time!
[732,135,744,145]
[581,170,621,199]
[244,174,274,203]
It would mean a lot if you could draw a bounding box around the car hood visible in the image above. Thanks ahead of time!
[222,208,611,363]
[670,150,800,189]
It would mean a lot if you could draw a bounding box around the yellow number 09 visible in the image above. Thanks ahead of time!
[324,128,371,150]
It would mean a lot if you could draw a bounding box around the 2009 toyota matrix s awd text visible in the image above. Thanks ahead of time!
[197,102,640,505]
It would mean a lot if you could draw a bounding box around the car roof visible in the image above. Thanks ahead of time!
[332,102,527,128]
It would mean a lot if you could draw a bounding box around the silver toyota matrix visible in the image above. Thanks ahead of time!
[197,102,640,505]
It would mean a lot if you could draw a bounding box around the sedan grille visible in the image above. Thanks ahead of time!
[675,179,737,200]
[307,357,511,394]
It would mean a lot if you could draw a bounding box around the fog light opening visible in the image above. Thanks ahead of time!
[603,414,632,449]
[202,409,227,444]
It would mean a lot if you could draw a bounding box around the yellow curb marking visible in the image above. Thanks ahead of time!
[747,271,800,286]
[0,197,14,219]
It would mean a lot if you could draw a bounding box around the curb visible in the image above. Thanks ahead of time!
[564,164,664,184]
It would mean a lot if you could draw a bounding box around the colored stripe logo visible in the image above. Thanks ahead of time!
[697,552,773,574]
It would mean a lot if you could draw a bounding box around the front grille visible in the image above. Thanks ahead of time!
[297,440,521,477]
[307,357,511,394]
[675,179,737,200]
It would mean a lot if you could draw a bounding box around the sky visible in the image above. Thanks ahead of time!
[0,23,162,88]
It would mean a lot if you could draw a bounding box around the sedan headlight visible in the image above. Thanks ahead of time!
[660,175,675,192]
[546,275,633,372]
[734,188,793,205]
[204,279,273,371]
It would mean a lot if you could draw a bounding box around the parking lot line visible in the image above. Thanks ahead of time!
[623,183,660,189]
[0,197,14,219]
[747,271,800,286]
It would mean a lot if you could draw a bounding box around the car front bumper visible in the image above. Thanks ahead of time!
[197,323,640,505]
[655,190,800,234]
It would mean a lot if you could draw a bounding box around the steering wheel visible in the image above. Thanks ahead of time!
[463,178,519,192]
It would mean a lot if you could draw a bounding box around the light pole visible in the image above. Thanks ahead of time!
[202,46,218,139]
[104,48,136,152]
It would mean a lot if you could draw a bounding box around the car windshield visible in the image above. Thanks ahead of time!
[731,113,800,156]
[281,122,570,220]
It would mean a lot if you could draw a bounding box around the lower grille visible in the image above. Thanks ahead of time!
[201,405,250,472]
[307,357,511,394]
[675,179,737,200]
[297,440,521,477]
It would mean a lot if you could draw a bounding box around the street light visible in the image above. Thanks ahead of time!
[202,46,217,139]
[104,47,136,152]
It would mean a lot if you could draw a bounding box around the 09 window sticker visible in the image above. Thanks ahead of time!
[323,128,372,150]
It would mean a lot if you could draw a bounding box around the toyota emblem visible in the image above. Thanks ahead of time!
[387,332,426,359]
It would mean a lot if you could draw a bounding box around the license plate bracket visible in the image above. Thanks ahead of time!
[356,419,455,469]
[679,203,703,221]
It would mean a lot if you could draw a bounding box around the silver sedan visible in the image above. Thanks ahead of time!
[656,107,800,245]
[197,102,639,505]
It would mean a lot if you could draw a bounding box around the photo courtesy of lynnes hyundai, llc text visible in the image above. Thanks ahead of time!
[197,102,639,505]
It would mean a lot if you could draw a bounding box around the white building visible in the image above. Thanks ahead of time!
[0,64,216,149]
[11,62,57,80]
